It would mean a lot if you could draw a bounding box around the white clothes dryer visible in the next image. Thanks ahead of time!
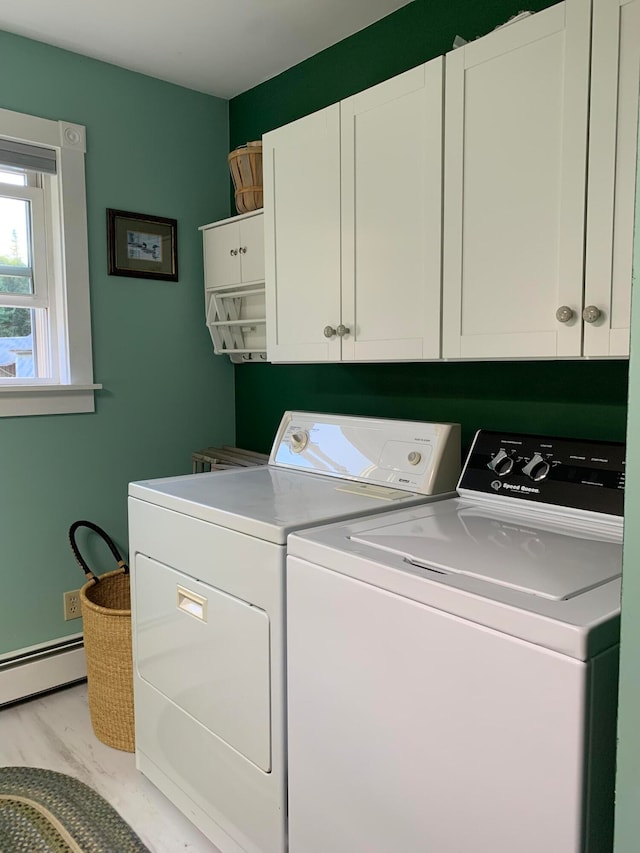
[286,429,624,853]
[127,412,460,853]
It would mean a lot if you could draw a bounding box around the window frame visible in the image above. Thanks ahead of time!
[0,107,100,417]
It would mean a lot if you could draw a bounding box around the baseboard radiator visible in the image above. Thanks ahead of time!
[0,637,87,706]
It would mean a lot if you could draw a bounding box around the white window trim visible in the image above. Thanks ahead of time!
[0,107,101,417]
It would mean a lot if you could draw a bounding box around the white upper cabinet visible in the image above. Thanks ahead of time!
[341,62,443,361]
[584,0,640,357]
[442,0,591,359]
[264,60,444,363]
[262,0,636,365]
[264,105,342,362]
[203,210,264,290]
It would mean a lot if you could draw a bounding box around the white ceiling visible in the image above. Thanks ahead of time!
[0,0,414,99]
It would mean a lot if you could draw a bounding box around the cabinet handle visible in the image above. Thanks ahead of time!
[555,306,574,323]
[229,249,238,256]
[582,305,602,324]
[324,326,337,338]
[336,324,350,337]
[239,246,247,254]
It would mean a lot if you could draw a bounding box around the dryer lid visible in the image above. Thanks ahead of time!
[350,503,622,601]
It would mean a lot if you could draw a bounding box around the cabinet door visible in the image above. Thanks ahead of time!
[203,221,241,289]
[264,106,342,362]
[340,60,443,361]
[442,1,590,359]
[584,0,640,357]
[238,212,265,284]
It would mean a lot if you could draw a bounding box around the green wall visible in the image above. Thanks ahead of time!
[232,360,628,453]
[0,31,233,655]
[613,120,640,852]
[229,0,629,454]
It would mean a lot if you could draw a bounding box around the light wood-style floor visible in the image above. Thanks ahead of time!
[0,681,221,853]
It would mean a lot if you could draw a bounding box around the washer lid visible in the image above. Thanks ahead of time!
[350,503,622,601]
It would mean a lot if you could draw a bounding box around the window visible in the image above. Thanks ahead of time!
[0,108,100,416]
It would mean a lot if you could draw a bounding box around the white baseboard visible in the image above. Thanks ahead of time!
[0,638,87,705]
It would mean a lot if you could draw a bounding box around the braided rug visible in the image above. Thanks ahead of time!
[0,767,149,853]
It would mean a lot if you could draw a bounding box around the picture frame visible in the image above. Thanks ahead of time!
[106,209,178,281]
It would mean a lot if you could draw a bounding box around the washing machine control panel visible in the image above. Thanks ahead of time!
[458,430,625,516]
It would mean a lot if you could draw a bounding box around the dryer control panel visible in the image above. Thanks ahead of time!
[269,412,461,495]
[458,431,626,517]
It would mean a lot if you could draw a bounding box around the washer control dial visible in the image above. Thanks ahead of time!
[521,453,551,482]
[407,451,422,466]
[487,449,514,476]
[290,431,309,453]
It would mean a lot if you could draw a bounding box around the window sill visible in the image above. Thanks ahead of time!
[0,383,102,417]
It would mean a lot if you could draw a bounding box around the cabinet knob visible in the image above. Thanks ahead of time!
[555,306,574,323]
[229,249,238,256]
[582,305,602,324]
[336,324,350,337]
[239,246,247,254]
[324,326,337,338]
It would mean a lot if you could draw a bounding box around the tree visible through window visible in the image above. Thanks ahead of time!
[1,230,32,336]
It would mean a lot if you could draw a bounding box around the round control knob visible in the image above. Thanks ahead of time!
[582,305,602,324]
[487,449,514,476]
[521,453,550,482]
[407,451,422,466]
[324,325,337,338]
[290,431,309,453]
[556,306,574,323]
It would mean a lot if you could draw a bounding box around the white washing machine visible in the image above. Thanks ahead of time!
[127,411,460,853]
[286,429,624,853]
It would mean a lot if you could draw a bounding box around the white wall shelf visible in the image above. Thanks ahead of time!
[200,211,267,363]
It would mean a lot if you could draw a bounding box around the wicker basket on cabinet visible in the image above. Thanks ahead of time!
[228,141,263,213]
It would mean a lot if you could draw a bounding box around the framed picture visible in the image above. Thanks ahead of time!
[106,209,178,281]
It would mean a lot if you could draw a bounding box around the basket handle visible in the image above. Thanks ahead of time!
[68,520,129,583]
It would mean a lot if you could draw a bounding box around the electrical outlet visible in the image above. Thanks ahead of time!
[63,589,82,621]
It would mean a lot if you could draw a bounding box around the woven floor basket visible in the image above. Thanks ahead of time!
[81,569,135,752]
[228,141,263,214]
[69,520,135,753]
